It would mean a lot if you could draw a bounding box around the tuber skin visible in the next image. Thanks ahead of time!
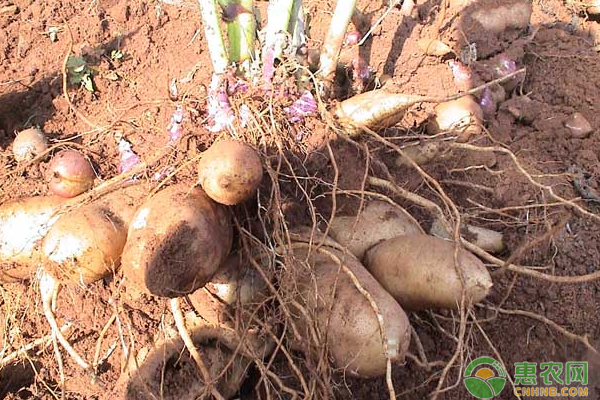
[470,0,532,34]
[430,218,505,254]
[0,196,64,268]
[427,95,483,142]
[12,127,48,162]
[364,234,493,310]
[288,246,411,378]
[335,89,423,135]
[46,150,95,198]
[121,184,232,298]
[198,140,263,205]
[42,204,128,285]
[395,141,443,167]
[329,200,423,259]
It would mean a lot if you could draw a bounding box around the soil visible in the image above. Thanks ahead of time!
[1,0,600,399]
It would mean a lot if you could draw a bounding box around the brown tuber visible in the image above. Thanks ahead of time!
[289,246,411,378]
[46,150,96,198]
[430,218,505,254]
[198,139,263,205]
[364,234,493,310]
[42,204,128,285]
[121,184,232,298]
[12,127,48,162]
[427,95,483,142]
[329,201,423,259]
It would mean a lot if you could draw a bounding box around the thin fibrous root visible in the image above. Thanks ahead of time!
[169,297,227,400]
[368,175,600,283]
[39,270,91,371]
[0,323,72,368]
[478,304,599,355]
[452,142,600,224]
[290,242,397,400]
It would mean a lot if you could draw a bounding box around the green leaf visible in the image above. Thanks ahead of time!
[81,75,95,93]
[66,55,86,69]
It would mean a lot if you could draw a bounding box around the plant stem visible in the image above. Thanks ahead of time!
[319,0,357,93]
[288,0,305,51]
[197,0,229,74]
[223,0,255,69]
[262,0,295,83]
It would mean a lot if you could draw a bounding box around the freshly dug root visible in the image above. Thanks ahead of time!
[110,325,250,400]
[12,127,48,162]
[0,196,64,268]
[395,141,444,167]
[289,246,411,378]
[121,184,232,297]
[430,218,505,254]
[427,96,483,142]
[329,200,423,259]
[334,89,423,135]
[46,150,96,198]
[364,234,493,310]
[469,0,532,34]
[186,255,275,359]
[41,204,128,285]
[198,140,263,205]
[204,254,269,306]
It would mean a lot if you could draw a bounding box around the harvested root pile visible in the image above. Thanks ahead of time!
[1,0,599,399]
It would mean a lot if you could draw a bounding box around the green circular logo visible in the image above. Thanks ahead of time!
[463,356,507,399]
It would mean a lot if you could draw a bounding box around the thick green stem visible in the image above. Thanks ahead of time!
[226,0,255,65]
[197,0,229,74]
[288,0,305,50]
[319,0,358,90]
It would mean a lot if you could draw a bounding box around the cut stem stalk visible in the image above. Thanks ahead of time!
[262,0,296,83]
[197,0,229,74]
[225,0,255,68]
[319,0,358,93]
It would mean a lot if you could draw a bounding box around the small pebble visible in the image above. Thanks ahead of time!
[565,112,593,139]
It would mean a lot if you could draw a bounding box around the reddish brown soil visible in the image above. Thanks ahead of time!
[1,0,600,399]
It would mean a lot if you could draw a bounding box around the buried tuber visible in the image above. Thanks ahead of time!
[428,95,484,141]
[46,149,96,198]
[110,255,274,400]
[111,326,251,400]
